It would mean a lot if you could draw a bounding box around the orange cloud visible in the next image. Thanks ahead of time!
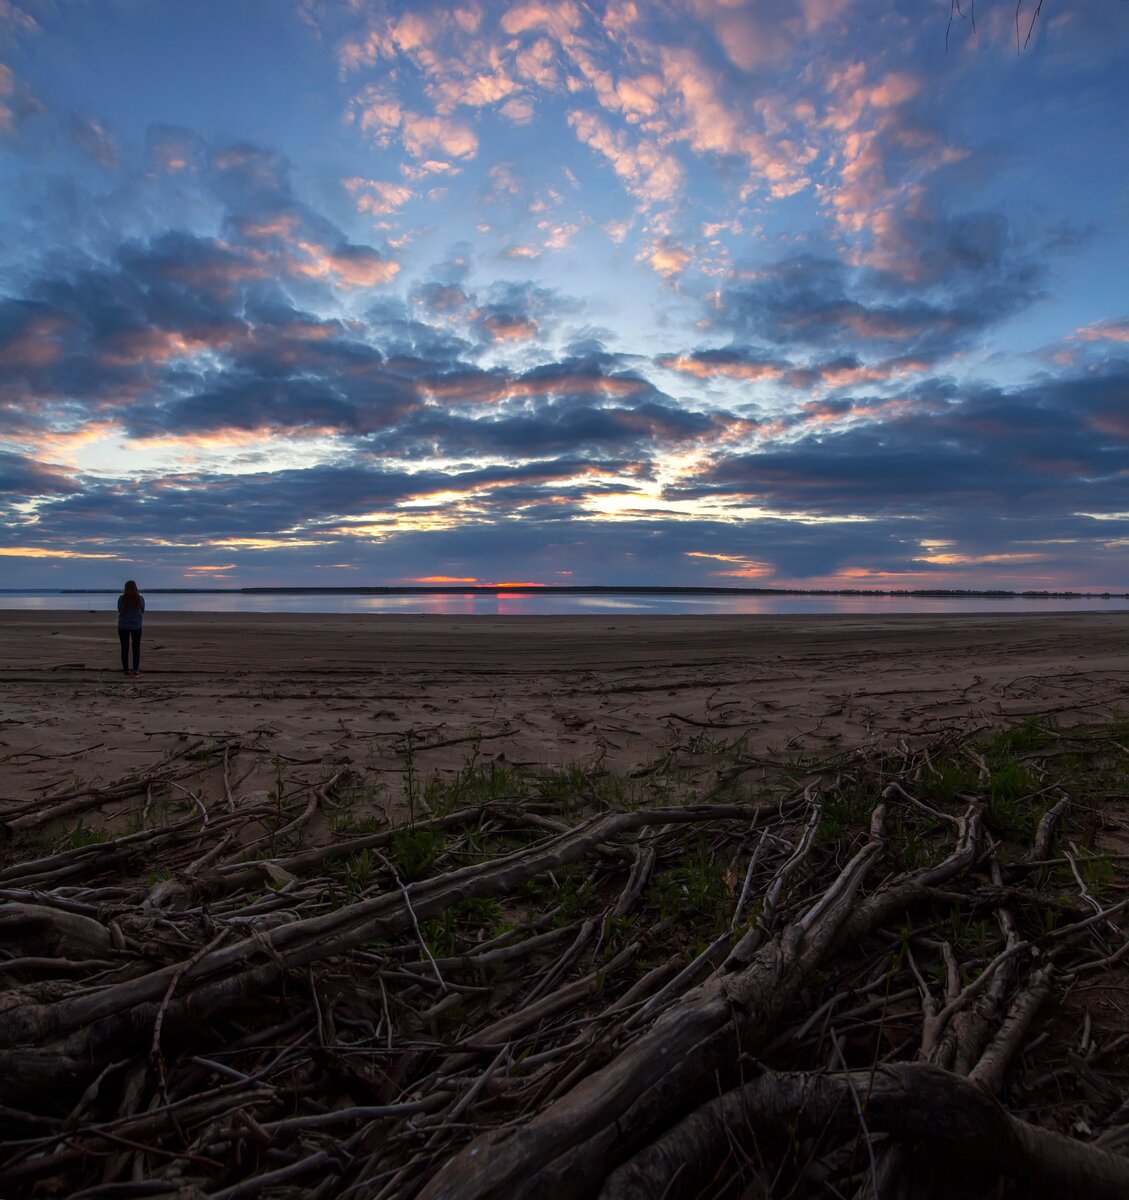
[659,354,784,382]
[290,240,399,288]
[0,546,115,559]
[480,313,539,342]
[640,238,690,279]
[686,551,773,579]
[914,552,1047,566]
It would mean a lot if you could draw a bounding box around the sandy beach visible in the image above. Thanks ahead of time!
[2,609,1127,809]
[3,611,1129,1198]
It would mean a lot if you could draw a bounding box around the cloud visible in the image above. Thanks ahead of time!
[2,5,1128,592]
[1071,319,1129,345]
[0,449,80,496]
[402,112,479,159]
[67,111,117,166]
[639,237,691,279]
[568,109,683,206]
[345,176,414,217]
[146,124,205,174]
[0,59,43,134]
[290,239,400,288]
[711,237,1046,367]
[659,347,788,384]
[687,368,1129,543]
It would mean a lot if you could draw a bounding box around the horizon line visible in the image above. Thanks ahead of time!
[16,585,1129,598]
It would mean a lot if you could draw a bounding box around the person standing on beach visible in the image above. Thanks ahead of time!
[117,579,145,677]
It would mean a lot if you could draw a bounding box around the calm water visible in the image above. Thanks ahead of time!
[2,590,1127,616]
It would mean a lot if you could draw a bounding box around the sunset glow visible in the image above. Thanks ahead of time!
[1,1,1127,591]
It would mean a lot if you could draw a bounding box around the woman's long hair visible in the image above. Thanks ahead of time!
[121,579,142,609]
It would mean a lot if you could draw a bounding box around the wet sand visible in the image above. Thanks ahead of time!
[1,610,1127,807]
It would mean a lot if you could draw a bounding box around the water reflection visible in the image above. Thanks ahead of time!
[1,590,1127,616]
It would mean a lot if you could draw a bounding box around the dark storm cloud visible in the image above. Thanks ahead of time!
[370,395,736,460]
[363,297,476,363]
[714,221,1046,365]
[686,366,1129,535]
[0,450,79,496]
[0,230,427,439]
[16,463,419,547]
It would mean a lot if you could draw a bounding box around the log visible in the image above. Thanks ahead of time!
[0,802,772,1099]
[0,902,113,958]
[600,1064,1129,1200]
[416,807,891,1199]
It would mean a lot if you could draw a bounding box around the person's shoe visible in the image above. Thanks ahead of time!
[133,669,142,677]
[123,669,131,676]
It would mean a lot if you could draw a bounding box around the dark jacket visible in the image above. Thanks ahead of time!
[117,594,145,631]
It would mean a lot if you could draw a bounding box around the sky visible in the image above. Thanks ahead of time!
[1,0,1128,592]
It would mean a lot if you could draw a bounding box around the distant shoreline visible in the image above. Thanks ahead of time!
[11,585,1129,599]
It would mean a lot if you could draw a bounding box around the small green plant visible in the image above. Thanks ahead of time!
[947,905,992,958]
[985,761,1041,837]
[538,762,592,811]
[1083,853,1114,898]
[887,814,937,871]
[66,820,108,849]
[331,810,385,837]
[920,758,979,805]
[985,716,1055,759]
[552,866,598,923]
[403,729,418,825]
[391,825,444,882]
[421,897,505,958]
[343,849,376,896]
[601,913,640,957]
[820,784,874,841]
[652,837,728,930]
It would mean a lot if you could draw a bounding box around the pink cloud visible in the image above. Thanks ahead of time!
[480,312,538,341]
[402,112,478,159]
[513,37,560,88]
[500,95,536,123]
[345,176,414,216]
[501,243,542,259]
[1071,320,1129,344]
[639,238,691,279]
[501,1,583,40]
[568,109,683,205]
[291,240,400,288]
[659,354,785,383]
[0,313,71,368]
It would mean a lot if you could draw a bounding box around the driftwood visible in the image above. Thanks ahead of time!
[601,1063,1129,1200]
[0,720,1128,1198]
